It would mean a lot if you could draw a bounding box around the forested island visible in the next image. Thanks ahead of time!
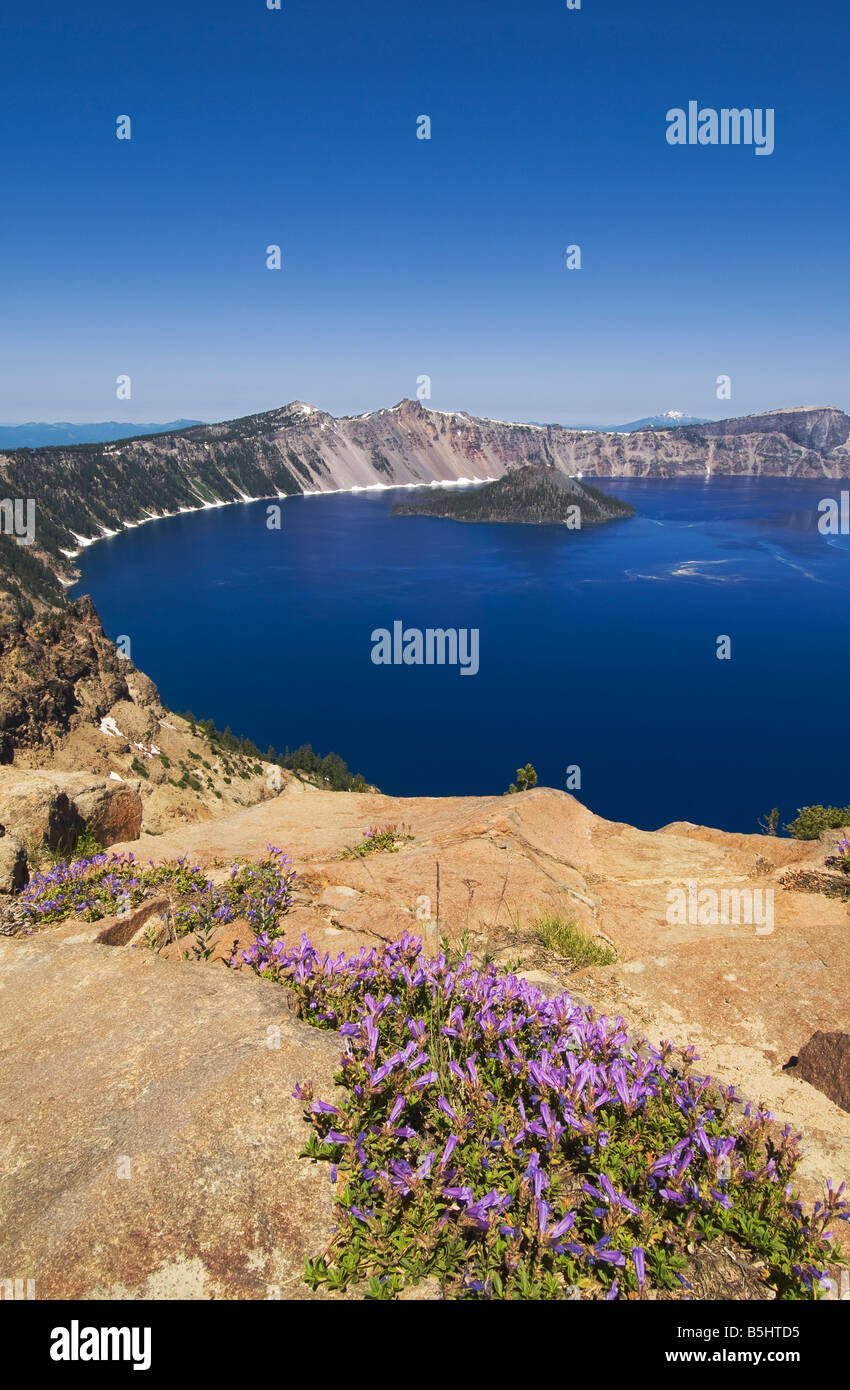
[390,463,636,527]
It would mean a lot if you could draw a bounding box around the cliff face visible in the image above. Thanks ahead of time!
[163,399,850,491]
[0,597,131,762]
[1,401,849,605]
[700,407,850,452]
[0,398,848,760]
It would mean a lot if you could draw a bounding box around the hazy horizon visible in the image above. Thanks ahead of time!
[1,399,847,432]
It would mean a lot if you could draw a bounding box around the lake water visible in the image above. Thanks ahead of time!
[74,477,850,832]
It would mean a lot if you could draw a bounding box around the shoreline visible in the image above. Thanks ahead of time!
[58,473,499,581]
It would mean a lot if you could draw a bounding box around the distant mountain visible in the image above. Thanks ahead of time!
[531,411,714,432]
[0,420,204,449]
[611,411,715,432]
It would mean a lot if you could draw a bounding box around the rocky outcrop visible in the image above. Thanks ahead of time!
[0,769,143,848]
[0,833,26,893]
[0,597,134,760]
[93,784,849,1199]
[1,784,848,1297]
[701,407,850,453]
[788,1032,850,1114]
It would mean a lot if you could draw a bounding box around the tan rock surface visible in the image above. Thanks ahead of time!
[0,931,343,1299]
[40,708,301,836]
[3,784,847,1298]
[109,785,850,1196]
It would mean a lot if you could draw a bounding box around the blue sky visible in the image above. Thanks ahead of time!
[1,0,847,425]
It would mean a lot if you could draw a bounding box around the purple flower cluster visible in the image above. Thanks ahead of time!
[239,929,847,1299]
[20,845,295,939]
[19,851,151,923]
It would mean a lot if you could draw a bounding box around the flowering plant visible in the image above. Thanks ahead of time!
[240,931,847,1300]
[18,845,295,938]
[342,824,414,858]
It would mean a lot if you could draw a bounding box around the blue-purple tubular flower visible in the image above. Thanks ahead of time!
[239,925,844,1300]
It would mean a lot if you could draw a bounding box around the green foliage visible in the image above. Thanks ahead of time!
[30,825,105,870]
[68,827,104,860]
[786,804,850,840]
[758,807,780,835]
[269,938,846,1301]
[391,466,635,527]
[170,769,201,792]
[506,763,538,795]
[196,717,262,759]
[342,824,414,858]
[535,913,616,968]
[176,715,368,792]
[0,533,62,605]
[277,742,368,792]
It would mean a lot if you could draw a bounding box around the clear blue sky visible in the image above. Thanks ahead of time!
[1,0,847,425]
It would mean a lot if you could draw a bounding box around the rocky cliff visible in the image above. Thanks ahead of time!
[701,406,850,453]
[2,399,849,606]
[1,399,849,766]
[0,596,132,761]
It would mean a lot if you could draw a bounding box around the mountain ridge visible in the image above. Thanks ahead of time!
[1,399,849,617]
[531,411,715,431]
[0,398,848,621]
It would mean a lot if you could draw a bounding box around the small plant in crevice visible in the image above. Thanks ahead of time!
[534,912,617,969]
[505,763,538,795]
[830,836,850,871]
[24,825,106,873]
[341,824,414,859]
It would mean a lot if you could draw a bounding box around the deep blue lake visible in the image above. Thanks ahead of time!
[74,478,850,832]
